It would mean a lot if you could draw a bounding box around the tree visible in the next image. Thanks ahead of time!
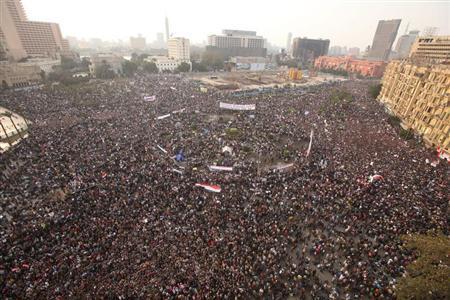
[1,80,8,90]
[369,83,382,99]
[143,61,158,73]
[39,70,46,81]
[396,233,450,300]
[122,60,138,77]
[95,60,116,79]
[176,62,191,73]
[61,57,77,70]
[201,51,225,70]
[80,57,91,70]
[192,61,207,72]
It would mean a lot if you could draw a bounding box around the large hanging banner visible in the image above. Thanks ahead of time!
[220,102,256,111]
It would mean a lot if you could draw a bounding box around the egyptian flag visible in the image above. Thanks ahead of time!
[195,183,221,193]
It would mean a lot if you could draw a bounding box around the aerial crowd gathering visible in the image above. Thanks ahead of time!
[0,74,448,299]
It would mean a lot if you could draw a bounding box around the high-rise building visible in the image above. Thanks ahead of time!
[409,36,450,63]
[394,30,420,59]
[206,29,267,57]
[155,32,165,48]
[291,37,330,65]
[368,19,401,61]
[348,47,360,57]
[130,35,146,50]
[286,32,292,53]
[329,46,348,56]
[0,0,72,60]
[168,37,190,61]
[165,16,170,42]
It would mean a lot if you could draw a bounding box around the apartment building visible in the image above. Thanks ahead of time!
[378,60,450,153]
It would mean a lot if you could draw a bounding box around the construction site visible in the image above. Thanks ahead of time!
[190,69,343,91]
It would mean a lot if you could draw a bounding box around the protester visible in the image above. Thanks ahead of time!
[0,74,447,299]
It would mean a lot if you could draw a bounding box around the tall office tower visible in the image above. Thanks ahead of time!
[368,19,401,61]
[156,32,164,48]
[0,0,71,60]
[286,32,292,53]
[291,37,330,65]
[394,30,420,59]
[165,16,170,42]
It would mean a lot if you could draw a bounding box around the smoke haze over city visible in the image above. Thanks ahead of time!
[23,0,449,48]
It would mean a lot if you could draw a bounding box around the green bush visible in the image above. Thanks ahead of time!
[369,84,382,99]
[396,233,450,300]
[388,115,401,127]
[330,89,353,106]
[399,128,414,140]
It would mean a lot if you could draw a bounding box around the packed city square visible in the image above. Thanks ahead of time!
[0,74,448,299]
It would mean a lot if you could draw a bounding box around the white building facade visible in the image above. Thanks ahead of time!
[145,56,185,72]
[168,37,190,61]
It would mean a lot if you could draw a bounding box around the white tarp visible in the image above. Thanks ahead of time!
[220,102,256,111]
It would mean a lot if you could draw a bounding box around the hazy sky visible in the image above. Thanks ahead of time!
[22,0,449,48]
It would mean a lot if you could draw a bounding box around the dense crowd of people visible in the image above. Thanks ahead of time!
[0,74,448,299]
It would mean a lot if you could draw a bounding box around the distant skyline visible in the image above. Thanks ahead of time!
[22,0,449,49]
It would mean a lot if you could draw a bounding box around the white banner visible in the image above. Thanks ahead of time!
[220,102,256,111]
[144,95,156,102]
[208,166,233,172]
[156,114,171,120]
[274,163,294,171]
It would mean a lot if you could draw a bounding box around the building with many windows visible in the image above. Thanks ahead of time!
[0,0,72,60]
[378,60,450,154]
[368,19,401,61]
[206,29,267,58]
[144,56,183,72]
[314,56,386,77]
[168,37,190,61]
[291,37,330,66]
[409,36,450,63]
[0,61,41,88]
[394,30,420,59]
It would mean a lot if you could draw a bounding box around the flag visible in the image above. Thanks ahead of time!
[195,183,221,193]
[306,129,314,157]
[157,145,168,154]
